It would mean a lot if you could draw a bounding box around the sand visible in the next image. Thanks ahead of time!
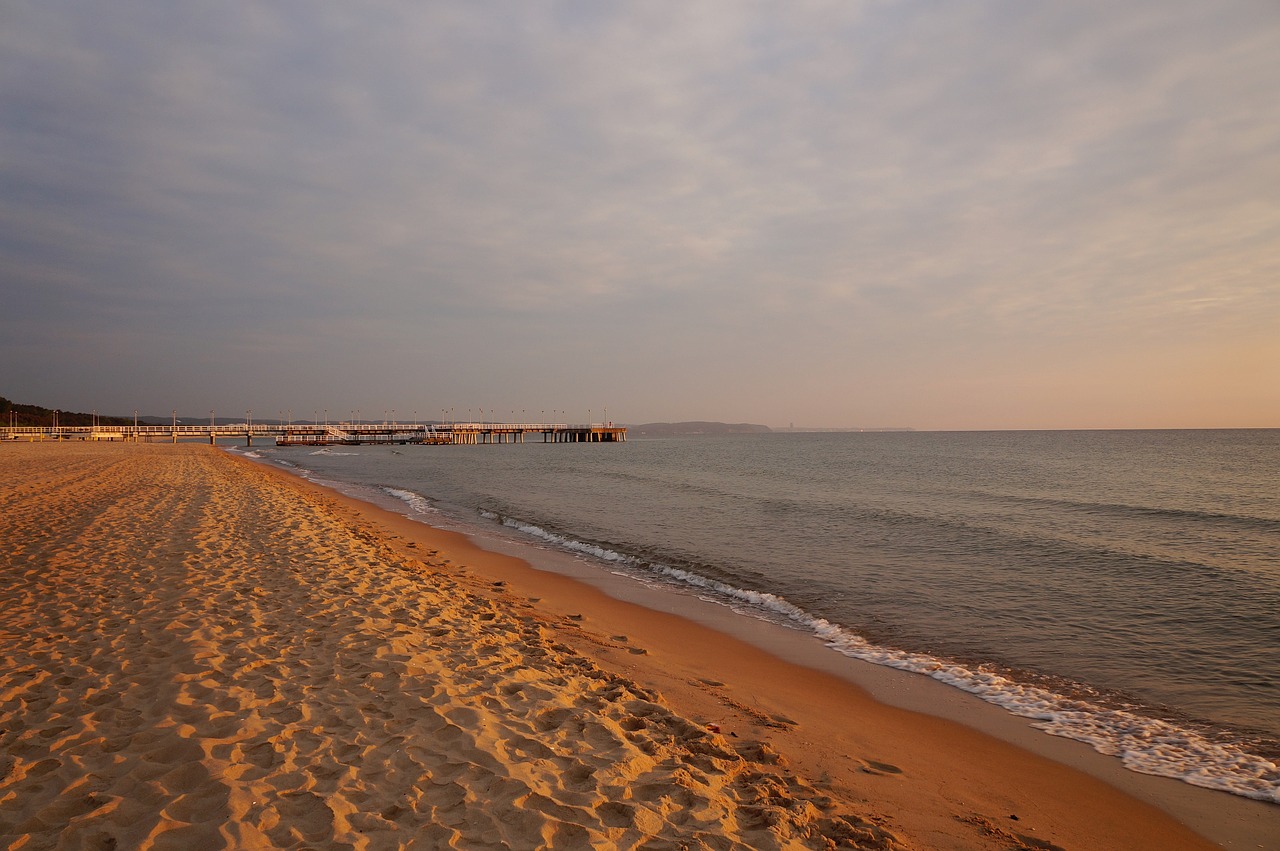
[0,442,1244,849]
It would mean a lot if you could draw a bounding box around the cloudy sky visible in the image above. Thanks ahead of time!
[3,2,1277,429]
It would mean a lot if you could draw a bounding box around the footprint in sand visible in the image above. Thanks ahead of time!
[268,790,335,843]
[857,758,904,776]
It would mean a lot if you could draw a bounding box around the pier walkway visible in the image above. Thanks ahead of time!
[0,422,626,446]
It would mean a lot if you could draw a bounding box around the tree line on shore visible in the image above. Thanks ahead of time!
[0,396,134,427]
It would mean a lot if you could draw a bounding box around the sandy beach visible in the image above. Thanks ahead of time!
[0,442,1240,849]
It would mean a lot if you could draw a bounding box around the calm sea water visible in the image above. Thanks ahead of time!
[243,429,1280,802]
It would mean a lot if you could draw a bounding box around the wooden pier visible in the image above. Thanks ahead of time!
[0,422,627,447]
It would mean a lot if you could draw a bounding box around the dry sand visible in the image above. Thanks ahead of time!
[0,442,1239,849]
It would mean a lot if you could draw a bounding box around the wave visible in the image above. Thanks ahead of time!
[383,487,439,517]
[225,445,302,471]
[481,509,1280,804]
[479,510,641,565]
[969,490,1280,533]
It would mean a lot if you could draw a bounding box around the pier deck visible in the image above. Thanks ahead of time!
[0,423,626,446]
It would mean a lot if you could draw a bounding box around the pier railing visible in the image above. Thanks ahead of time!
[0,422,626,446]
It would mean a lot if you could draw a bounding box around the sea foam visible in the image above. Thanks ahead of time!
[384,487,439,517]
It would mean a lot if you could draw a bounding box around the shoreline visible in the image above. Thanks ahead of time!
[432,489,1280,844]
[240,446,1280,848]
[439,524,1280,844]
[1,442,1270,848]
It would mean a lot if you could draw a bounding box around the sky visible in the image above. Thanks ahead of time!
[2,2,1277,430]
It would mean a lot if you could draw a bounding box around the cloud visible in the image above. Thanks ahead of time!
[2,1,1277,425]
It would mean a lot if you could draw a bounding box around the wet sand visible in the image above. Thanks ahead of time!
[0,442,1243,848]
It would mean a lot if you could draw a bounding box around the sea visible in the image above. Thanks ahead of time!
[237,429,1280,804]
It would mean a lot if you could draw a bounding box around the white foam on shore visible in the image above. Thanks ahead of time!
[481,510,631,563]
[383,487,439,517]
[484,510,1280,804]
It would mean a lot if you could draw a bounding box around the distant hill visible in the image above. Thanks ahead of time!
[0,398,321,427]
[0,396,134,427]
[628,421,772,437]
